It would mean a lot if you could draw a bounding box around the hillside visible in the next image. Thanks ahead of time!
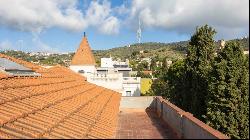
[93,37,249,61]
[93,41,188,61]
[0,37,248,66]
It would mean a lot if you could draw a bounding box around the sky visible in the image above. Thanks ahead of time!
[0,0,249,53]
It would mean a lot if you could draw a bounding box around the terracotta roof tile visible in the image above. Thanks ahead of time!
[143,70,152,74]
[0,53,121,139]
[0,72,9,79]
[71,36,96,65]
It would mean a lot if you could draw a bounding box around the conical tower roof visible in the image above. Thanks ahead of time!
[71,33,96,65]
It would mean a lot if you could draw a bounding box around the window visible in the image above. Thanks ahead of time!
[126,91,131,96]
[78,70,85,73]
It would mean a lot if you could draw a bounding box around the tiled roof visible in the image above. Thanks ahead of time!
[71,36,96,65]
[142,71,152,74]
[0,72,10,79]
[0,54,121,139]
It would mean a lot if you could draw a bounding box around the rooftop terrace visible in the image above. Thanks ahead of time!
[116,96,229,139]
[0,53,229,139]
[115,108,177,139]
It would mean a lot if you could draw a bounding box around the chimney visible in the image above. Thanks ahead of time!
[84,32,86,37]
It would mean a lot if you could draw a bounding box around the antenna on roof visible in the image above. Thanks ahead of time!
[84,32,86,37]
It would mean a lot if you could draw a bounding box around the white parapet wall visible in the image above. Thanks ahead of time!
[87,73,123,92]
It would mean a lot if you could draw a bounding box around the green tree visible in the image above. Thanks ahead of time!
[150,57,157,70]
[205,41,249,139]
[165,60,188,109]
[185,25,217,119]
[147,78,168,97]
[136,70,151,78]
[131,51,139,59]
[137,60,149,71]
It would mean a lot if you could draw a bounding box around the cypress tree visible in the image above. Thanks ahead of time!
[185,25,217,119]
[205,41,249,139]
[166,60,188,110]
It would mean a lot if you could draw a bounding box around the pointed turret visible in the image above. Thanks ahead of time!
[71,33,96,65]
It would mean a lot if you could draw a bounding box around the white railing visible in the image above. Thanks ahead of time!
[123,77,140,84]
[88,73,121,80]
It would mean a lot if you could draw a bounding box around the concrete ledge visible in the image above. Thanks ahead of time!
[161,100,185,138]
[182,113,229,139]
[153,97,229,139]
[119,96,156,109]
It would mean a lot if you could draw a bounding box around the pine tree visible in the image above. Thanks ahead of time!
[185,25,217,119]
[205,41,249,139]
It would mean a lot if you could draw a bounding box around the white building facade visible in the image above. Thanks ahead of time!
[69,65,96,77]
[69,34,141,96]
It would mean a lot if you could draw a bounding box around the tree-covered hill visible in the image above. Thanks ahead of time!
[93,37,249,61]
[0,37,248,66]
[93,41,188,61]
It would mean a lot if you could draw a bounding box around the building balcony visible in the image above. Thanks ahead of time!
[123,77,141,84]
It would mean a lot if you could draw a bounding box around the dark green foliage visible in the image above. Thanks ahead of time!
[147,78,169,97]
[136,71,151,78]
[140,25,249,139]
[157,26,249,138]
[150,57,157,71]
[0,50,73,66]
[139,61,149,70]
[205,41,249,139]
[185,25,217,119]
[131,51,140,59]
[1,50,37,62]
[166,60,188,109]
[230,37,249,51]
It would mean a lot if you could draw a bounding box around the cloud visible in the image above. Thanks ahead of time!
[127,0,249,39]
[85,0,120,34]
[0,0,120,34]
[0,0,248,40]
[0,0,86,33]
[113,1,131,16]
[98,16,120,35]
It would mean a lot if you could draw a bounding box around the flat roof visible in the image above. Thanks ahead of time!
[115,108,178,139]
